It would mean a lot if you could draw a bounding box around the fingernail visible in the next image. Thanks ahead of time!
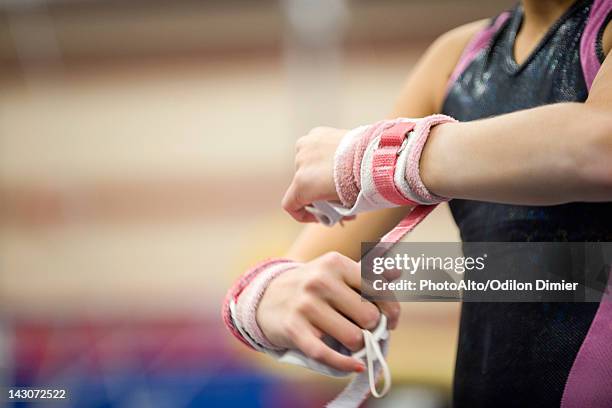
[355,364,366,372]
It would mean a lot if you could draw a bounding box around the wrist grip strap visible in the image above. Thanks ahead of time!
[222,258,296,350]
[372,121,419,206]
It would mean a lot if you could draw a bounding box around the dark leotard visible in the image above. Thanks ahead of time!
[442,1,612,406]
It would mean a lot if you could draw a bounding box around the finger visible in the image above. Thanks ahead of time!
[305,299,365,352]
[281,182,302,215]
[314,253,387,330]
[291,322,365,373]
[315,253,381,329]
[295,209,317,223]
[371,269,401,329]
[287,206,316,223]
[322,253,398,329]
[360,271,401,329]
[282,183,315,222]
[375,300,401,330]
[321,253,361,289]
[383,266,402,282]
[328,280,381,331]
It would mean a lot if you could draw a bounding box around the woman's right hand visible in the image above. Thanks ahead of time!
[256,251,400,373]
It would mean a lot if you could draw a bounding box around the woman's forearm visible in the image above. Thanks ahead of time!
[421,102,612,205]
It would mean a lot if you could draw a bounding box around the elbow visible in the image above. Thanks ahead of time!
[577,112,612,193]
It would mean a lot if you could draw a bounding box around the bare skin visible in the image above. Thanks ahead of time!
[257,0,612,374]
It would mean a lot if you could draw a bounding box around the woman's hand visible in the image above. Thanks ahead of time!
[282,127,347,222]
[256,251,401,373]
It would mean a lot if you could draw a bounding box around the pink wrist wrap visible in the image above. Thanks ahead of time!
[222,258,299,350]
[334,115,456,210]
[353,121,388,192]
[404,114,456,203]
[333,126,362,207]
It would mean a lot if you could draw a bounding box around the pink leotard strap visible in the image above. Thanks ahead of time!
[561,271,612,408]
[446,11,512,95]
[580,0,612,90]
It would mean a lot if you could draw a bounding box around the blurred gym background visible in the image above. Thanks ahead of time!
[0,0,511,407]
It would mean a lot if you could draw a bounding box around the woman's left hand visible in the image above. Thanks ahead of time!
[282,126,348,222]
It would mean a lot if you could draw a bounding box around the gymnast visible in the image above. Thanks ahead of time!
[224,1,612,406]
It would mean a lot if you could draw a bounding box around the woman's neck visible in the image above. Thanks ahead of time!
[522,0,577,27]
[513,0,577,64]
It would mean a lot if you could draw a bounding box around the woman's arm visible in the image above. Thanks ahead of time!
[282,31,612,219]
[421,53,612,205]
[248,22,486,373]
[286,20,486,261]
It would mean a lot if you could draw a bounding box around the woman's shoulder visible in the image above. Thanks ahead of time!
[423,19,489,110]
[435,19,490,51]
[391,16,503,116]
[604,20,612,57]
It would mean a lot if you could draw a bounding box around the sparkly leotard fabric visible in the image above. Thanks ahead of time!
[442,1,612,406]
